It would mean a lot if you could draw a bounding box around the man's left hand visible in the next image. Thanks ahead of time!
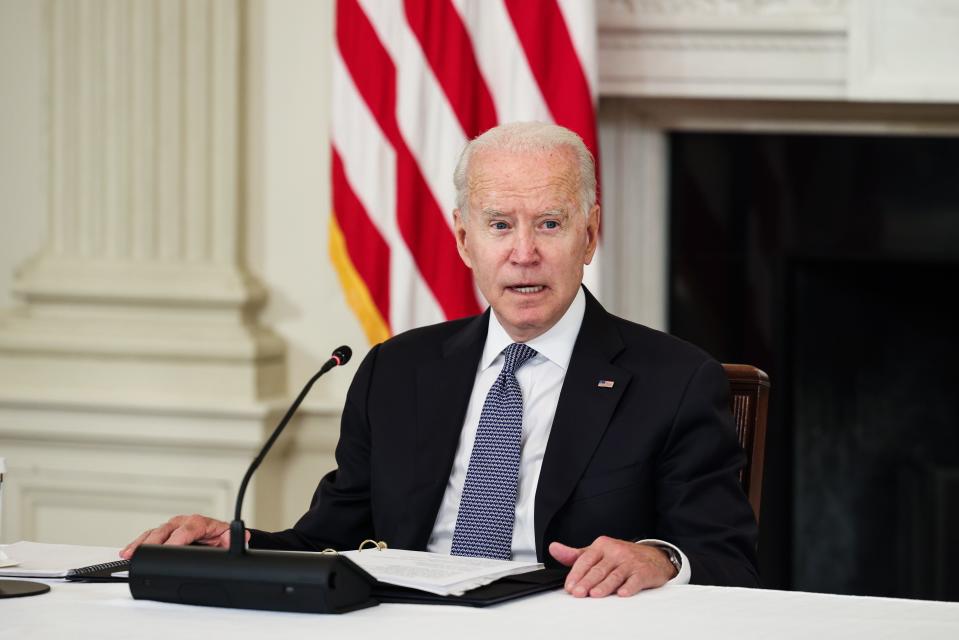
[549,537,678,597]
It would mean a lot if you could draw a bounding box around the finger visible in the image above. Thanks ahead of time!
[548,541,584,567]
[210,528,233,549]
[210,526,249,549]
[121,522,177,558]
[616,573,648,597]
[120,529,153,559]
[588,566,629,598]
[566,549,606,597]
[140,522,178,547]
[166,517,228,547]
[165,523,205,547]
[572,558,616,597]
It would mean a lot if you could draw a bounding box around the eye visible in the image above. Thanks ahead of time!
[542,220,560,230]
[491,221,509,230]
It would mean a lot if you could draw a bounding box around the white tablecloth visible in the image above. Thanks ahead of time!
[2,579,958,640]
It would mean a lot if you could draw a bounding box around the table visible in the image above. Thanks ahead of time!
[3,579,959,639]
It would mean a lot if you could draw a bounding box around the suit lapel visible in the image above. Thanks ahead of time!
[405,311,488,549]
[533,290,631,559]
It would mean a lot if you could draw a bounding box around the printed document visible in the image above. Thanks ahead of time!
[341,548,542,596]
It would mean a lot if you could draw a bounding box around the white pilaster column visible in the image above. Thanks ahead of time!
[599,100,669,332]
[0,0,288,545]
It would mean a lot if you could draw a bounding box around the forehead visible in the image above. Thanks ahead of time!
[467,147,580,205]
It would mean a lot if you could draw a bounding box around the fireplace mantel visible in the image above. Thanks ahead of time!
[598,0,959,103]
[594,1,959,332]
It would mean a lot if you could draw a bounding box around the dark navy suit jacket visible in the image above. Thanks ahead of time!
[251,288,760,587]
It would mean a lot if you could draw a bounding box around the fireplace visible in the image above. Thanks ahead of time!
[667,131,959,598]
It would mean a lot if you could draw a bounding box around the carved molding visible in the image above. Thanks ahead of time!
[599,0,847,31]
[603,32,844,52]
[604,0,845,15]
[8,466,231,545]
[0,395,341,543]
[599,0,848,98]
[599,0,959,103]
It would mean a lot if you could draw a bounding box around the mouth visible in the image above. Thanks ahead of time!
[508,285,545,294]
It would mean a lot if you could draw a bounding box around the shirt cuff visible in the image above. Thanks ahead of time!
[636,538,691,585]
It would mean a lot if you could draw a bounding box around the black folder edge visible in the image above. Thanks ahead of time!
[372,568,568,607]
[68,561,567,606]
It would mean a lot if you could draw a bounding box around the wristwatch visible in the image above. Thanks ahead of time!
[645,543,682,576]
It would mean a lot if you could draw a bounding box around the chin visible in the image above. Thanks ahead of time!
[505,314,550,338]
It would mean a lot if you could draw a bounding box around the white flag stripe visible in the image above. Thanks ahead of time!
[453,0,552,124]
[557,0,599,99]
[331,51,444,330]
[359,0,468,223]
[389,262,446,333]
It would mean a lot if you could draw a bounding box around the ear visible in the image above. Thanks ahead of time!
[583,204,601,265]
[453,209,473,269]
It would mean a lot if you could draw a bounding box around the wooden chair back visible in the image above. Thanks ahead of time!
[722,364,770,523]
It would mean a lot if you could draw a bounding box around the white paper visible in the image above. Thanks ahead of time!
[341,548,542,596]
[0,541,122,577]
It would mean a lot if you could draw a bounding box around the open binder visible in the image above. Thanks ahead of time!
[342,540,567,607]
[372,567,567,607]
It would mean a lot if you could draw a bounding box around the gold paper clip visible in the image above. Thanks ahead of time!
[358,539,388,552]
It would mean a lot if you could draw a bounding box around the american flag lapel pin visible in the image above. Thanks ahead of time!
[597,379,615,388]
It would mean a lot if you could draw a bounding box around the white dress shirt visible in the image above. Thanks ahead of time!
[426,288,690,585]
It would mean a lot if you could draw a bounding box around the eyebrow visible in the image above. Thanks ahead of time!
[537,209,568,219]
[480,208,570,219]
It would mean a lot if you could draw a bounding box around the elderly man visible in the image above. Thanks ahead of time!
[123,122,759,596]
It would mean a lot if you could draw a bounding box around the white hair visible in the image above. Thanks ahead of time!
[453,121,597,218]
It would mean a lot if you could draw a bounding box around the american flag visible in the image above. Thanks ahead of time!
[329,0,599,344]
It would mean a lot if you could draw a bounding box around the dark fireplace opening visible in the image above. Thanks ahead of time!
[668,131,959,599]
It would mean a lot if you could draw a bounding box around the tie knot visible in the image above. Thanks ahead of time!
[501,343,537,375]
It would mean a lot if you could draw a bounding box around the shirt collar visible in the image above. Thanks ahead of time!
[480,287,586,372]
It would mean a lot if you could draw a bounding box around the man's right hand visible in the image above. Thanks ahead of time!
[120,514,248,560]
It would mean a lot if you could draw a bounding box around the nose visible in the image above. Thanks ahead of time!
[510,227,539,265]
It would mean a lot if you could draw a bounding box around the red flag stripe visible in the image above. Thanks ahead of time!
[331,148,392,328]
[336,0,481,319]
[336,0,401,144]
[403,0,498,139]
[503,0,599,172]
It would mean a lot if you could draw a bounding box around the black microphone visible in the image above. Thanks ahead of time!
[228,345,352,556]
[129,345,378,614]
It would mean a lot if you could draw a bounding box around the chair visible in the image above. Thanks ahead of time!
[722,364,770,523]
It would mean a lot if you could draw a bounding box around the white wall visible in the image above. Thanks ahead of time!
[247,0,366,523]
[249,0,367,410]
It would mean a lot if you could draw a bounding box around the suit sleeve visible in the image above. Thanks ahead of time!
[248,345,380,551]
[654,359,761,587]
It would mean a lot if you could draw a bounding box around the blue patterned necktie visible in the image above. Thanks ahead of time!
[451,342,538,560]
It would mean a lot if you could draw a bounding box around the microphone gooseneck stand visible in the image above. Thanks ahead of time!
[129,346,379,614]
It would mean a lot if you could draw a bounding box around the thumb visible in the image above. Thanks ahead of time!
[549,541,585,567]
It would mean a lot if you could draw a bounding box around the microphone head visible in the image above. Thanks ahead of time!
[331,345,352,367]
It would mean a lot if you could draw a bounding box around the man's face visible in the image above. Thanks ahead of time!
[453,147,600,342]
